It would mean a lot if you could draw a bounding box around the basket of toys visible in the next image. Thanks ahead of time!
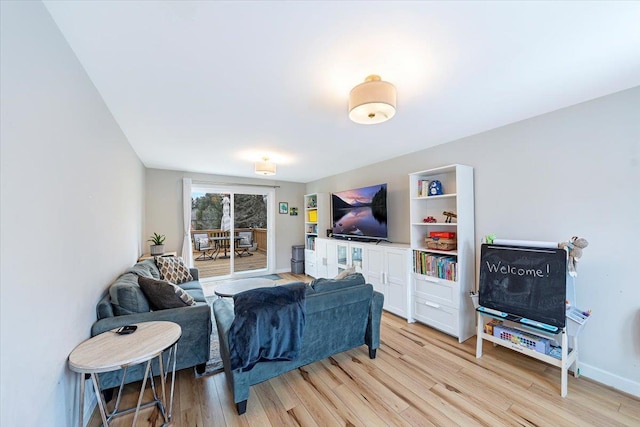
[425,237,457,251]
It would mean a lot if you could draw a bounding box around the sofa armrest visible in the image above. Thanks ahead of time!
[212,298,234,371]
[91,303,211,337]
[212,298,234,343]
[190,268,199,281]
[365,291,384,350]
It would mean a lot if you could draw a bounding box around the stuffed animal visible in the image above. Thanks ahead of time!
[558,236,589,277]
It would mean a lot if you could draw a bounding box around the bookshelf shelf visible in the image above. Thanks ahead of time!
[411,193,457,200]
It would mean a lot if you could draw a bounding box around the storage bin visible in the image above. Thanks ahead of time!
[493,324,550,355]
[291,259,305,274]
[292,245,305,261]
[425,237,457,251]
[429,231,456,239]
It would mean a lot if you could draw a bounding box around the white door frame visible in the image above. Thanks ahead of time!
[191,184,275,280]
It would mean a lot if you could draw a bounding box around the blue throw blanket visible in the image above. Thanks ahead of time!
[228,283,306,371]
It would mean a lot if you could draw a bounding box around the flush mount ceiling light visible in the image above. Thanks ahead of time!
[348,75,397,124]
[254,156,276,176]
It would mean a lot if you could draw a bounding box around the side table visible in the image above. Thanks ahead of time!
[68,321,181,426]
[138,251,177,261]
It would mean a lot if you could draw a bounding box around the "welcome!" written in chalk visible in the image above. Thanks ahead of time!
[485,261,550,278]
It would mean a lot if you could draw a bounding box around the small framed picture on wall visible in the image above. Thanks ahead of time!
[279,202,288,214]
[289,207,298,216]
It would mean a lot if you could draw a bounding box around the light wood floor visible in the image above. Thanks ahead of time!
[89,276,640,426]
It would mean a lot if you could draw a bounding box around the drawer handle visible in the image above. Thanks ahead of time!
[424,301,440,308]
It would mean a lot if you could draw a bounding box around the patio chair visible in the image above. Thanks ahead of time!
[235,231,254,257]
[193,233,215,261]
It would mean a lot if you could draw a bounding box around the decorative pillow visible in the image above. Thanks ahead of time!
[334,267,356,280]
[197,237,209,248]
[156,256,193,284]
[138,276,196,310]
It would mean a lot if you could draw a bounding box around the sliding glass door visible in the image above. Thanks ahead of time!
[190,185,275,280]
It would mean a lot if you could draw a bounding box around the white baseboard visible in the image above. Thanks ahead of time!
[579,362,640,397]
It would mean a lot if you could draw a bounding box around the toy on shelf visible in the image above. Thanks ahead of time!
[558,236,589,277]
[443,211,457,223]
[428,180,443,196]
[423,216,437,223]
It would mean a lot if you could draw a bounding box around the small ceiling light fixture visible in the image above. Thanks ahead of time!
[348,74,397,124]
[254,156,276,176]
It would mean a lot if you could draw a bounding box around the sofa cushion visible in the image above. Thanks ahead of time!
[138,276,196,310]
[179,280,206,302]
[311,272,366,293]
[126,258,161,279]
[109,273,151,315]
[156,256,193,284]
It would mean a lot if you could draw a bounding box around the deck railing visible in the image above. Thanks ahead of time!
[190,228,267,252]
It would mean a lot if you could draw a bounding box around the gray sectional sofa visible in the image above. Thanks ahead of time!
[92,258,211,390]
[213,273,383,414]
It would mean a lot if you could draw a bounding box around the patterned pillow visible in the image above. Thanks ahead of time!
[138,276,195,310]
[156,256,193,284]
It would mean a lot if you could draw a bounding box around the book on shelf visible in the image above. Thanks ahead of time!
[417,179,430,197]
[413,250,457,281]
[306,236,316,251]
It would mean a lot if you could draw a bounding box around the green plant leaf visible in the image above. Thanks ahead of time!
[148,232,166,245]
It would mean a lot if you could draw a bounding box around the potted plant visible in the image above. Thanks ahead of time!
[148,232,166,255]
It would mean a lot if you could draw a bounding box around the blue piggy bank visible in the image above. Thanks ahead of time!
[429,180,443,196]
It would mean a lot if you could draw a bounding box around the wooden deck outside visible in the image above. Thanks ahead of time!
[191,228,270,279]
[193,249,268,279]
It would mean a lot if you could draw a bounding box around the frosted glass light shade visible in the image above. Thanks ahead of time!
[254,158,276,175]
[349,75,397,124]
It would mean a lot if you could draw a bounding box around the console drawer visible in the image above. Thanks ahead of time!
[412,296,459,337]
[305,259,317,278]
[412,274,459,308]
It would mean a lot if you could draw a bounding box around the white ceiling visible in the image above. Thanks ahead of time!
[43,1,640,183]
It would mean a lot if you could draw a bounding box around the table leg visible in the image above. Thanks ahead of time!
[91,374,109,427]
[132,359,153,426]
[78,373,85,427]
[158,350,168,420]
[168,343,178,421]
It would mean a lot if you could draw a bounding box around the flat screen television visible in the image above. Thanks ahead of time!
[331,183,387,241]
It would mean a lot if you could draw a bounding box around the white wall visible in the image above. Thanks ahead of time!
[145,169,306,273]
[307,87,640,396]
[0,2,145,426]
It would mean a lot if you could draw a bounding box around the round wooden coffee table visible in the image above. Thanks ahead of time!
[214,278,275,297]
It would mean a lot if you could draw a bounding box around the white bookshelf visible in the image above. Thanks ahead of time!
[408,164,476,342]
[304,193,329,277]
